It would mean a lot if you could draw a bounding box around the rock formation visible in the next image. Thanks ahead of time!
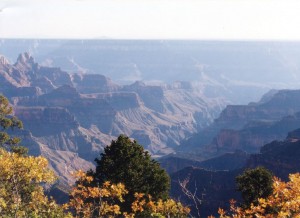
[170,129,300,217]
[0,53,225,185]
[180,90,300,158]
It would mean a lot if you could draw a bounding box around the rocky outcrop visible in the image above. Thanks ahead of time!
[160,150,248,174]
[215,90,300,128]
[0,53,226,185]
[73,73,120,94]
[246,131,300,180]
[4,39,299,105]
[90,92,143,110]
[15,107,79,137]
[171,167,241,217]
[0,52,73,96]
[39,145,95,185]
[0,55,10,67]
[159,156,203,174]
[182,89,300,156]
[38,66,73,88]
[170,129,300,217]
[14,52,37,72]
[15,80,224,155]
[123,82,165,112]
[208,112,300,154]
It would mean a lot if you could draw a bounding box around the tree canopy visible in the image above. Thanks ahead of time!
[215,173,300,218]
[236,167,273,208]
[0,148,67,217]
[66,170,189,218]
[0,95,26,155]
[93,134,170,212]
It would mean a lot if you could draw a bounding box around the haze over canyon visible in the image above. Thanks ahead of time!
[2,39,300,216]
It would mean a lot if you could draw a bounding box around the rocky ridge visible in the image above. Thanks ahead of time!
[180,89,300,159]
[171,130,300,217]
[0,52,226,184]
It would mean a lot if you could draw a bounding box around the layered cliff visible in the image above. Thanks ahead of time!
[160,150,248,174]
[0,53,226,184]
[181,89,300,158]
[171,129,300,217]
[246,129,300,180]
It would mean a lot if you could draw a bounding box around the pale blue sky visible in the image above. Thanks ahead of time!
[1,0,300,40]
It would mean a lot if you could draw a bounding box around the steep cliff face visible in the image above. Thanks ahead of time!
[0,53,226,185]
[208,112,300,154]
[4,126,96,185]
[182,89,300,157]
[214,90,300,128]
[159,156,203,174]
[0,52,73,96]
[246,131,300,180]
[39,144,95,185]
[171,167,241,217]
[123,81,165,112]
[7,56,224,155]
[123,81,224,129]
[73,73,120,94]
[160,150,248,175]
[15,107,79,137]
[171,129,300,217]
[17,84,214,155]
[13,106,111,185]
[15,106,110,158]
[0,55,10,66]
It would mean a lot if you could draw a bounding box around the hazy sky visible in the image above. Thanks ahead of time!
[1,0,300,40]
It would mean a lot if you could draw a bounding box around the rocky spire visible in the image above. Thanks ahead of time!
[16,52,35,65]
[0,54,10,66]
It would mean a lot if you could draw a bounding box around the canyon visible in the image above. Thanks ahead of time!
[0,52,225,184]
[2,40,300,215]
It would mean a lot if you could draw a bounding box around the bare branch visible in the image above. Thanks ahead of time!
[178,175,202,218]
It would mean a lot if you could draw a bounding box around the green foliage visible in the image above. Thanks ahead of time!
[0,95,27,155]
[236,166,273,208]
[93,134,170,213]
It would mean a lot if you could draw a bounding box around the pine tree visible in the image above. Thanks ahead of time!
[236,166,273,208]
[93,134,170,212]
[0,95,26,155]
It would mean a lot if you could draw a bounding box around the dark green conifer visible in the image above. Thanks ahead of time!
[236,166,273,208]
[93,134,170,212]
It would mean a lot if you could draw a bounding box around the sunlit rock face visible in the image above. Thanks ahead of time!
[181,89,300,158]
[0,53,226,185]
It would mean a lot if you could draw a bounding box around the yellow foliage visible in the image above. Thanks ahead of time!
[126,192,190,218]
[65,170,128,218]
[66,171,190,218]
[213,173,300,218]
[0,148,67,217]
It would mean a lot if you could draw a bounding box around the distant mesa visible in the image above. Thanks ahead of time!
[47,85,81,99]
[74,73,120,94]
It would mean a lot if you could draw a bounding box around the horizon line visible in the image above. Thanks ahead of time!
[2,38,300,43]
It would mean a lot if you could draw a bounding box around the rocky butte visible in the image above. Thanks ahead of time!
[0,52,226,185]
